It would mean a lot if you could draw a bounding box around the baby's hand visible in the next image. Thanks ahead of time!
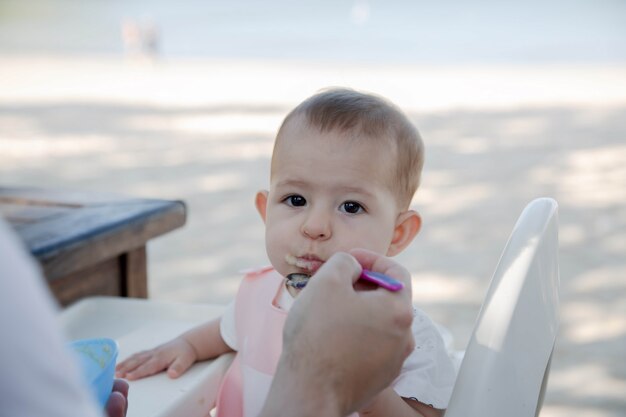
[115,337,198,380]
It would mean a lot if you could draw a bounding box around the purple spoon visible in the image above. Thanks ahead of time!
[286,269,404,291]
[359,269,404,291]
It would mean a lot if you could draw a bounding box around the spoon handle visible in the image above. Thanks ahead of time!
[359,269,404,291]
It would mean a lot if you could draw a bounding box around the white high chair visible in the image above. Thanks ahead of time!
[445,197,559,417]
[59,198,559,417]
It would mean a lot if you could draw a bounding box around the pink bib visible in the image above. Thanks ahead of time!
[215,268,357,417]
[215,269,286,417]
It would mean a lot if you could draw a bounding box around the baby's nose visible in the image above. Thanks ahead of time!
[303,227,329,239]
[301,213,331,240]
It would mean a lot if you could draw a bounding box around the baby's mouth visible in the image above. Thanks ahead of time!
[285,254,323,273]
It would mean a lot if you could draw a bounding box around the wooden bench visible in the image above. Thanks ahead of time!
[0,187,186,306]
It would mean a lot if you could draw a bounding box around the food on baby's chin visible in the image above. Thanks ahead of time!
[284,254,323,272]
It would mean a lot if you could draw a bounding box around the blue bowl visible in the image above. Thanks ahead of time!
[69,338,119,407]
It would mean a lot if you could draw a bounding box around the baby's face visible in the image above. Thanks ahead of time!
[260,116,403,279]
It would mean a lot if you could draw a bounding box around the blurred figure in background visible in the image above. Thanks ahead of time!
[122,17,159,62]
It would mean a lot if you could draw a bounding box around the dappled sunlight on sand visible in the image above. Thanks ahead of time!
[417,183,493,217]
[562,265,626,344]
[410,273,484,304]
[543,406,623,417]
[560,145,626,207]
[563,301,626,344]
[1,56,625,416]
[1,135,117,161]
[126,112,283,136]
[549,363,626,409]
[125,172,249,196]
[2,57,626,111]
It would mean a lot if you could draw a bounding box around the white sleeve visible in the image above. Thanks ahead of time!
[391,306,457,409]
[0,218,104,417]
[219,298,238,350]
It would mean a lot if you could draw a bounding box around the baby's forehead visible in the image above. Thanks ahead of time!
[277,115,394,150]
[272,147,402,200]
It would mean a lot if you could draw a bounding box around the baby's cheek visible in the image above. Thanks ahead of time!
[264,236,288,271]
[348,230,387,249]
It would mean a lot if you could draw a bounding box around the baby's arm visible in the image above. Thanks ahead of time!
[358,387,443,417]
[115,316,233,380]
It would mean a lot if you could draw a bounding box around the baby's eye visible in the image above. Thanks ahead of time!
[284,195,307,207]
[340,201,364,214]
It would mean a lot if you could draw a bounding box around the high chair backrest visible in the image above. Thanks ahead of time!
[445,198,560,417]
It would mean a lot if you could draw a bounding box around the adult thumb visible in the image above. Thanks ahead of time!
[312,252,362,289]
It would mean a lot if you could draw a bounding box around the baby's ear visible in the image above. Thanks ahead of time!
[255,190,269,223]
[387,210,421,257]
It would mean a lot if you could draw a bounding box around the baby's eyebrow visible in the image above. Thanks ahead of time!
[275,179,374,198]
[275,179,309,189]
[335,185,375,198]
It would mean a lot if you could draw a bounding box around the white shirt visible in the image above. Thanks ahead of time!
[0,217,104,417]
[220,282,457,409]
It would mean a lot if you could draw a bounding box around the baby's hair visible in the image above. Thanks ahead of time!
[275,88,424,209]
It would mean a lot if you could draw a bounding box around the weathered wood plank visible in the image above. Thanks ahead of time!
[122,247,148,298]
[0,202,73,225]
[38,202,185,280]
[49,257,121,307]
[0,187,187,303]
[0,187,186,279]
[9,199,185,258]
[0,187,131,205]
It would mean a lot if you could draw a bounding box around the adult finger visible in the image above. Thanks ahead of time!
[112,379,129,399]
[349,248,412,293]
[105,391,127,417]
[310,251,362,289]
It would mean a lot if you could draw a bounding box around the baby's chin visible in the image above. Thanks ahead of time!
[273,264,297,280]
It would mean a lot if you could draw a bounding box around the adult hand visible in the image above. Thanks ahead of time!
[260,249,415,417]
[105,379,129,417]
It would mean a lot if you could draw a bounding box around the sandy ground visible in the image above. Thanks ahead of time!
[1,55,625,416]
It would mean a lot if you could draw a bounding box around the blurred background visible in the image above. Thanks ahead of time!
[1,1,624,416]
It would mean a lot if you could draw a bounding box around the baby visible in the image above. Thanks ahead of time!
[116,88,456,417]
